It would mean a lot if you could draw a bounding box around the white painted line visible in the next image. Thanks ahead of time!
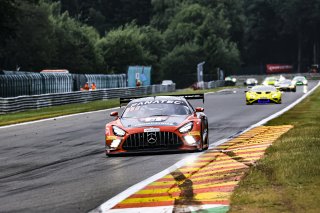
[0,107,120,129]
[0,86,239,129]
[217,89,233,93]
[91,81,320,213]
[105,204,227,213]
[90,153,203,213]
[106,206,173,213]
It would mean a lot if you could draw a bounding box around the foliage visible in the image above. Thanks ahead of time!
[1,0,320,84]
[161,43,204,88]
[50,8,102,73]
[97,24,154,74]
[161,3,240,87]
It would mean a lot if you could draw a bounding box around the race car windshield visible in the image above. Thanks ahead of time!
[293,77,305,81]
[265,77,277,81]
[279,79,291,84]
[122,103,191,118]
[251,86,277,92]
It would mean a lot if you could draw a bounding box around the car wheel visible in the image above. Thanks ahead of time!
[204,123,209,150]
[197,120,205,152]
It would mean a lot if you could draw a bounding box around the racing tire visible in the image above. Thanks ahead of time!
[197,120,206,152]
[203,124,209,150]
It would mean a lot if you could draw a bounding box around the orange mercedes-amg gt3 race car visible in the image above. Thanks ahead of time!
[105,94,209,156]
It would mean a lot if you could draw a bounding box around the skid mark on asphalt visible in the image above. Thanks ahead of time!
[109,125,293,212]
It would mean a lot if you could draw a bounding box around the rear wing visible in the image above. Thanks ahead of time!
[120,96,143,107]
[119,93,204,107]
[170,94,204,103]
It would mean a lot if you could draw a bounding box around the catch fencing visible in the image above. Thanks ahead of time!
[0,72,127,98]
[0,84,176,114]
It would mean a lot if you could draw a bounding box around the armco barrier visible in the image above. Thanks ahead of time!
[0,84,176,114]
[0,72,127,98]
[232,73,320,85]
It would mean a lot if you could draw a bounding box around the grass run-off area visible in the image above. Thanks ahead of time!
[0,87,235,127]
[229,86,320,213]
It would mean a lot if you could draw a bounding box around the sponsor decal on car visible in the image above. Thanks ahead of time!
[188,131,201,136]
[129,100,185,107]
[144,128,160,132]
[134,122,175,127]
[107,136,118,140]
[143,117,168,122]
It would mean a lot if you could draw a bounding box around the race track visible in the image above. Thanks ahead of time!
[0,82,317,212]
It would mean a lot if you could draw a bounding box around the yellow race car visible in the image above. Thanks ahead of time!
[246,85,282,105]
[262,77,278,86]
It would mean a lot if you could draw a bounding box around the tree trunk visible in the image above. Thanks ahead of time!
[313,41,317,64]
[297,32,302,73]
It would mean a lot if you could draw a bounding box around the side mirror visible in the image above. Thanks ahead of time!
[195,107,204,112]
[110,111,118,117]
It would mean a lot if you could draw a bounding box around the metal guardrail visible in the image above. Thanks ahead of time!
[231,73,320,85]
[0,84,176,114]
[205,80,225,89]
[0,72,127,98]
[192,80,225,89]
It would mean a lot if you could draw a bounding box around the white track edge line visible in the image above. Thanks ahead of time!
[0,107,120,129]
[90,152,203,213]
[0,87,235,129]
[92,81,319,213]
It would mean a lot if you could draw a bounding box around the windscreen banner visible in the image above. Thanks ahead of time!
[266,64,293,74]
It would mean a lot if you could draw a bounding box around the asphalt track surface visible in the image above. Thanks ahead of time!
[0,82,317,213]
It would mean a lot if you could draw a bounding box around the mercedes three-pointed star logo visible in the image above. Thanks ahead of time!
[147,132,157,144]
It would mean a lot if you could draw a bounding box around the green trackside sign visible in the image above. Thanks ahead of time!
[127,66,152,87]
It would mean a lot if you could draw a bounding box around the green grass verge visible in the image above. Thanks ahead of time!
[229,86,320,213]
[0,86,236,127]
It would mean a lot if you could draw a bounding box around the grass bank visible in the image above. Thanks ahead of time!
[229,86,320,212]
[0,87,236,127]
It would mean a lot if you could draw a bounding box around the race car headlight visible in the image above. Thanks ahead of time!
[112,126,126,136]
[272,93,278,98]
[184,135,197,145]
[179,122,193,133]
[248,92,256,98]
[303,80,308,84]
[232,78,237,82]
[111,139,121,148]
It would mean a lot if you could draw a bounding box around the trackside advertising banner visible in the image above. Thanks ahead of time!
[266,64,293,74]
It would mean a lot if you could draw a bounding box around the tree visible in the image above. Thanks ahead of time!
[51,9,102,73]
[3,0,56,70]
[59,0,152,34]
[97,24,153,73]
[161,43,204,88]
[140,26,167,83]
[162,3,240,80]
[151,0,185,31]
